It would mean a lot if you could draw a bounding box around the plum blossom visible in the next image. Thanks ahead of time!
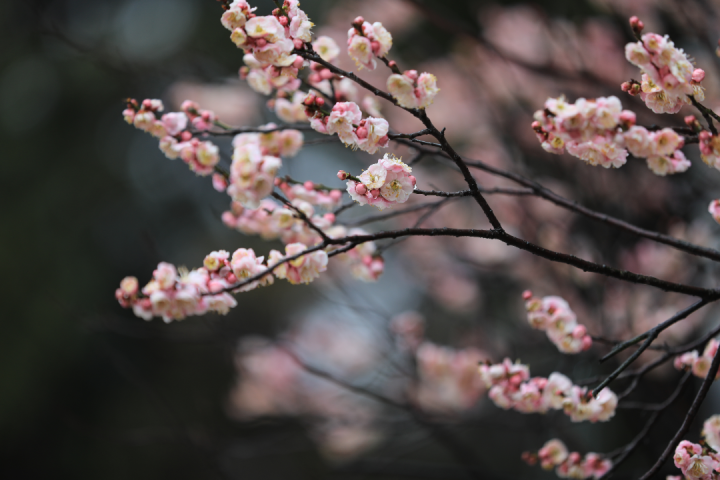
[344,154,415,210]
[479,358,616,422]
[311,101,389,153]
[673,440,720,480]
[313,35,340,62]
[227,142,282,209]
[233,125,304,158]
[274,91,310,123]
[325,226,385,282]
[523,291,592,354]
[412,342,486,412]
[346,17,392,71]
[533,96,634,169]
[625,32,705,114]
[524,439,612,479]
[699,131,720,170]
[115,259,245,322]
[674,339,720,379]
[268,243,328,284]
[710,200,720,224]
[387,70,439,109]
[624,126,689,175]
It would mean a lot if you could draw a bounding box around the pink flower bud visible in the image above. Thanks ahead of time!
[278,15,288,26]
[685,115,696,125]
[620,81,631,92]
[630,83,641,95]
[629,16,644,32]
[337,170,348,180]
[226,273,238,284]
[353,16,365,25]
[369,188,380,198]
[293,38,304,49]
[304,181,314,191]
[255,38,267,48]
[320,68,333,80]
[619,110,636,126]
[572,325,587,339]
[329,189,342,201]
[522,290,533,300]
[371,40,380,53]
[355,126,368,139]
[693,68,706,83]
[355,183,367,195]
[315,97,325,107]
[408,175,416,186]
[323,213,336,223]
[142,99,153,109]
[292,57,304,69]
[388,60,397,68]
[405,69,418,81]
[180,131,192,141]
[304,94,316,106]
[581,336,593,351]
[568,452,581,464]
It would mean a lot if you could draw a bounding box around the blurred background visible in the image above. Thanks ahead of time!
[6,0,720,478]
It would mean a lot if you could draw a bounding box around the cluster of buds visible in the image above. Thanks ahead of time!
[532,96,635,168]
[273,91,310,123]
[387,70,440,109]
[114,258,259,323]
[310,100,389,154]
[624,20,705,114]
[624,126,689,175]
[412,342,486,412]
[347,16,392,71]
[241,53,303,96]
[268,243,328,284]
[699,131,720,170]
[342,154,415,210]
[326,226,385,282]
[479,362,617,422]
[523,292,592,354]
[220,0,311,69]
[227,139,282,209]
[123,98,220,176]
[276,178,344,211]
[674,339,720,379]
[522,439,612,479]
[673,440,720,480]
[233,126,304,159]
[307,57,337,85]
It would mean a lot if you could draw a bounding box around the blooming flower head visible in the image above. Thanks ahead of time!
[269,243,328,284]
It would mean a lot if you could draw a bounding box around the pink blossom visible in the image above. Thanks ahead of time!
[313,36,340,62]
[268,243,328,284]
[327,102,362,143]
[709,200,720,224]
[346,155,414,210]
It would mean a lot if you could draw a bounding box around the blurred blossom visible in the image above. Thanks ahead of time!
[167,81,259,126]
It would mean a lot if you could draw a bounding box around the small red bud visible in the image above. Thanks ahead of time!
[303,181,314,191]
[315,97,325,107]
[522,290,533,300]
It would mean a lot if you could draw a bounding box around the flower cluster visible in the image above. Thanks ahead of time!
[233,125,304,158]
[478,362,617,422]
[523,291,592,354]
[228,140,282,209]
[276,179,344,211]
[387,70,439,109]
[115,259,245,323]
[673,339,720,379]
[699,131,720,170]
[673,440,720,480]
[221,0,312,68]
[522,439,612,479]
[532,96,634,168]
[412,342,486,412]
[342,154,416,210]
[241,53,303,96]
[123,98,220,176]
[309,100,390,154]
[625,30,705,114]
[346,16,392,71]
[222,198,334,246]
[624,126,689,175]
[326,226,385,282]
[273,91,310,123]
[268,243,328,284]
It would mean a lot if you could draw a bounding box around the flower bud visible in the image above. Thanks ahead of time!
[304,181,314,191]
[692,68,706,83]
[355,183,367,195]
[293,38,304,50]
[337,170,349,180]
